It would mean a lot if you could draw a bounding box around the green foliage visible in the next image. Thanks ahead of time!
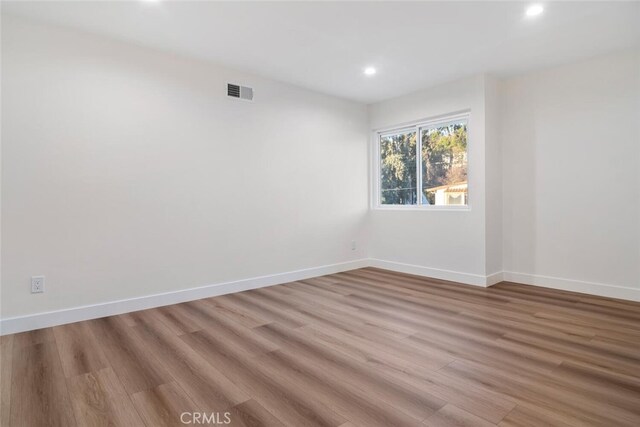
[380,131,417,205]
[380,123,467,205]
[422,123,467,204]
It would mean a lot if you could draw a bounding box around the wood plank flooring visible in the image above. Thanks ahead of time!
[2,267,640,426]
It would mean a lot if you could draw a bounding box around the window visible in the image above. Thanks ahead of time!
[376,114,468,208]
[379,129,417,205]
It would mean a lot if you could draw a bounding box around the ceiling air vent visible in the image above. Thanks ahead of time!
[227,83,254,101]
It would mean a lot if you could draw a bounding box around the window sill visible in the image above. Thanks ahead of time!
[373,205,471,212]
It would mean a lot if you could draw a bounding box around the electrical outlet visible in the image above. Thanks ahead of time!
[351,240,356,251]
[31,276,45,293]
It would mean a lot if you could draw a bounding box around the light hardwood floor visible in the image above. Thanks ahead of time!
[2,267,640,426]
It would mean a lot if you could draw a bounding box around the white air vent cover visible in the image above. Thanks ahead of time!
[227,83,254,101]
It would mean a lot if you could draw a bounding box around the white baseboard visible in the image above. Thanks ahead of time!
[485,271,504,287]
[502,271,640,302]
[369,258,490,287]
[3,259,638,335]
[0,259,369,335]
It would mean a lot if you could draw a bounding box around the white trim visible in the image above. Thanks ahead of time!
[502,271,640,302]
[373,205,470,212]
[372,129,381,208]
[416,123,423,206]
[369,258,489,287]
[378,126,417,138]
[485,272,504,287]
[372,110,472,134]
[0,259,369,335]
[3,260,638,335]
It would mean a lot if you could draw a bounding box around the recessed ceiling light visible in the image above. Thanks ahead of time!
[364,67,377,76]
[526,4,544,17]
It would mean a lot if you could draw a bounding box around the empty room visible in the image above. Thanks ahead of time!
[1,1,639,426]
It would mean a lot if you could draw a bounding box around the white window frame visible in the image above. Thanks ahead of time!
[372,111,471,211]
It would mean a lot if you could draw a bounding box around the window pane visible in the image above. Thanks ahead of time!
[380,130,417,205]
[421,121,468,206]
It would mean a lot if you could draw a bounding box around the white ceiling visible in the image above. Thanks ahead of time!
[3,1,639,103]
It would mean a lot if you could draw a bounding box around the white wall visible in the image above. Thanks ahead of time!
[484,75,503,278]
[2,16,638,329]
[1,16,369,319]
[367,51,640,299]
[501,50,640,295]
[367,75,492,284]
